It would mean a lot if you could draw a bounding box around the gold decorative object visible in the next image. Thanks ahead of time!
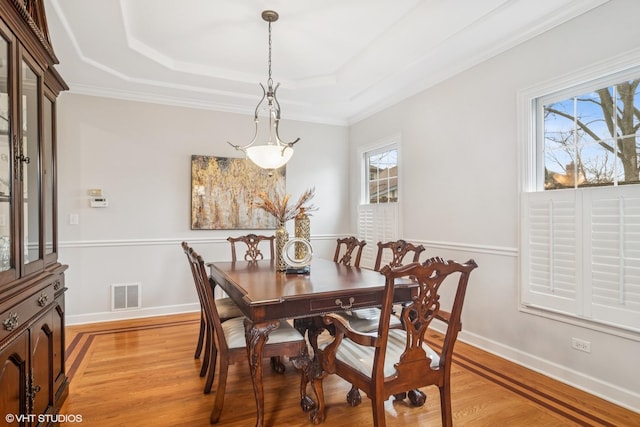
[274,223,289,271]
[294,208,311,259]
[254,187,317,271]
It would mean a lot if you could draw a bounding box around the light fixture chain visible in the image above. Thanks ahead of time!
[267,20,273,86]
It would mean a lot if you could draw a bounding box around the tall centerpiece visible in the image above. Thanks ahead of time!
[254,188,316,271]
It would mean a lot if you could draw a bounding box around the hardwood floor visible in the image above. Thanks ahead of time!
[60,313,639,426]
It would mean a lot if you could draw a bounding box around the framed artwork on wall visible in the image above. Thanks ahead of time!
[190,155,285,230]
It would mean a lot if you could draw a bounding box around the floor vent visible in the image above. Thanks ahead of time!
[111,283,141,311]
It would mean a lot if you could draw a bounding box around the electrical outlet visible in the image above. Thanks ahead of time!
[571,337,591,353]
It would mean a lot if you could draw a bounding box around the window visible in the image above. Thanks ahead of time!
[357,141,400,268]
[542,79,639,189]
[519,59,640,335]
[366,147,398,203]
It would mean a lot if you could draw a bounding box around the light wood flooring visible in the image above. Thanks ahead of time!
[59,313,639,426]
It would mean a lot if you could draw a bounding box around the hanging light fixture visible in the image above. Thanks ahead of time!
[228,10,299,169]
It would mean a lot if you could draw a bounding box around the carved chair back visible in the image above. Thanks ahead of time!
[333,236,367,267]
[227,234,275,262]
[373,239,425,271]
[313,257,478,427]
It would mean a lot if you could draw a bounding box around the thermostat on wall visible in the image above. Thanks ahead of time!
[90,197,109,208]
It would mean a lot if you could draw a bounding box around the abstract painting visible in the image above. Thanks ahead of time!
[191,155,285,229]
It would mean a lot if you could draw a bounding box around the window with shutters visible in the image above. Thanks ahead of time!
[519,58,640,334]
[357,141,400,269]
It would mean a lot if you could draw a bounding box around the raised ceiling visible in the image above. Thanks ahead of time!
[44,0,608,125]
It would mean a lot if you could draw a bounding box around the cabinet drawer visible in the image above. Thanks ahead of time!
[52,275,65,293]
[309,292,380,314]
[1,282,55,341]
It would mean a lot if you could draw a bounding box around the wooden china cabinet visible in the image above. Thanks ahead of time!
[0,0,68,425]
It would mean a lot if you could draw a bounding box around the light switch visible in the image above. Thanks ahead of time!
[69,214,79,225]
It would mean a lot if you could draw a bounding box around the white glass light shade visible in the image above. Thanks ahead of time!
[246,145,293,169]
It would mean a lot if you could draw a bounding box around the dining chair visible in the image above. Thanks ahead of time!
[227,233,289,373]
[373,239,426,272]
[333,236,367,267]
[310,257,478,427]
[181,242,243,387]
[344,239,426,333]
[227,234,275,262]
[335,239,426,404]
[183,245,309,424]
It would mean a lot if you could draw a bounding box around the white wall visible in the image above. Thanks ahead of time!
[348,0,640,412]
[55,0,640,413]
[57,93,349,324]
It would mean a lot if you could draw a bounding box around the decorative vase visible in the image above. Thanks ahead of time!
[294,208,311,259]
[275,222,289,272]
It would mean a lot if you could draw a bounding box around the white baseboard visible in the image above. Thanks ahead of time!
[66,303,200,325]
[458,329,640,413]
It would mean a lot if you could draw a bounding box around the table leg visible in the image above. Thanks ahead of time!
[245,319,280,427]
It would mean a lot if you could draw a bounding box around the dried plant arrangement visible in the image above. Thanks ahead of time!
[254,187,317,224]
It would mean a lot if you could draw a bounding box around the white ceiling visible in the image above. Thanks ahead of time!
[44,0,608,125]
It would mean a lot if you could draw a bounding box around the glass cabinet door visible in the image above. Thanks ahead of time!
[0,35,11,272]
[21,60,41,267]
[43,96,54,257]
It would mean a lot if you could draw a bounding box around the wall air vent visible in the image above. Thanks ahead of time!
[111,283,141,310]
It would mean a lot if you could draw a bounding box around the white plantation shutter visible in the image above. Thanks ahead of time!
[522,186,640,332]
[586,187,640,328]
[522,191,581,315]
[357,203,398,269]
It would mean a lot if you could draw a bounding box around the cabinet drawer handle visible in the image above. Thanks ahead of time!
[53,280,61,291]
[3,312,19,331]
[37,293,49,307]
[335,297,355,310]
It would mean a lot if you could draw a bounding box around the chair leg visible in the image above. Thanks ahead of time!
[346,385,362,407]
[200,322,211,377]
[194,309,205,358]
[407,389,426,406]
[371,395,386,427]
[310,372,327,425]
[289,352,315,413]
[270,356,286,374]
[203,344,218,394]
[439,384,453,427]
[393,392,407,401]
[210,359,229,424]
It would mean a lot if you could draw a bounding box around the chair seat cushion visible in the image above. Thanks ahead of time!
[348,308,381,320]
[320,328,440,378]
[216,297,244,320]
[223,317,305,349]
[341,311,402,333]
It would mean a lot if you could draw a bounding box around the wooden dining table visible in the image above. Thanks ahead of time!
[207,258,417,427]
[207,259,416,427]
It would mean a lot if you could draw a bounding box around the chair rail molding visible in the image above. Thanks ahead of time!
[406,238,518,258]
[59,234,343,249]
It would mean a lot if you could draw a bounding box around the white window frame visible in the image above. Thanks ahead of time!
[518,48,640,339]
[357,135,401,269]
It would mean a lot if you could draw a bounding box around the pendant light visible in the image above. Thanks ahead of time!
[228,10,300,169]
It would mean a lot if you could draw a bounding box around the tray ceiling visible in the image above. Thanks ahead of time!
[45,0,608,125]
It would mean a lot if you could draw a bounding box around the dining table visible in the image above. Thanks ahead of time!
[207,257,418,427]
